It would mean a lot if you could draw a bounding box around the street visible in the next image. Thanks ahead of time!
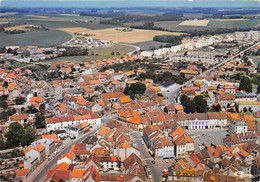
[26,116,116,182]
[130,131,174,182]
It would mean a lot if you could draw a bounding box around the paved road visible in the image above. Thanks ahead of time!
[164,41,260,104]
[130,131,159,182]
[26,116,116,182]
[130,131,176,182]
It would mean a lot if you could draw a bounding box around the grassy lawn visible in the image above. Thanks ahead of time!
[0,30,72,48]
[45,44,136,64]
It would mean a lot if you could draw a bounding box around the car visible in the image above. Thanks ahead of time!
[141,141,144,145]
[165,159,169,163]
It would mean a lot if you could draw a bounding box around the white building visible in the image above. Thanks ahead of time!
[238,101,260,112]
[46,114,101,133]
[229,119,248,134]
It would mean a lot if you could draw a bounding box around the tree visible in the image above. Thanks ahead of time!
[211,104,221,112]
[5,122,24,148]
[143,21,154,28]
[21,127,36,147]
[248,107,253,112]
[180,95,196,113]
[35,114,46,129]
[0,136,6,150]
[194,95,208,113]
[0,101,8,109]
[111,51,115,56]
[14,96,26,105]
[243,107,248,112]
[239,76,252,93]
[123,82,146,99]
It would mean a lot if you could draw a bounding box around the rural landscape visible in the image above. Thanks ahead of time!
[0,0,260,182]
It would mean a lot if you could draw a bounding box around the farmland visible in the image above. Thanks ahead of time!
[58,27,90,34]
[0,30,72,48]
[177,20,210,27]
[76,28,184,43]
[46,44,136,64]
[4,25,28,31]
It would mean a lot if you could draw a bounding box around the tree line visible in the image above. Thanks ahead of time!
[153,35,184,44]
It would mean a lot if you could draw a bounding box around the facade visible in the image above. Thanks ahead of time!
[174,112,228,130]
[229,119,248,134]
[46,114,101,133]
[238,101,260,112]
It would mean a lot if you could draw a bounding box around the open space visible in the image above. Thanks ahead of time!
[58,27,90,34]
[78,28,184,43]
[178,19,210,27]
[0,30,72,48]
[45,44,136,64]
[187,129,228,152]
[4,25,28,31]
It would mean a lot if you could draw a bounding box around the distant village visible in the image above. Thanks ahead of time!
[0,30,259,182]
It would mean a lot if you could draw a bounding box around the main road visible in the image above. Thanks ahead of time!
[26,116,116,182]
[162,41,260,104]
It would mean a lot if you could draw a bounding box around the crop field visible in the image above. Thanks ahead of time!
[154,21,183,30]
[80,28,184,43]
[215,18,247,22]
[0,30,72,48]
[178,20,210,27]
[5,25,28,31]
[46,44,136,64]
[58,27,90,34]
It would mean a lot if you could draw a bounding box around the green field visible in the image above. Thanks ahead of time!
[132,41,170,51]
[125,18,260,32]
[0,30,72,48]
[46,44,136,64]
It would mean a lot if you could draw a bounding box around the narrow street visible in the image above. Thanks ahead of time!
[130,131,174,182]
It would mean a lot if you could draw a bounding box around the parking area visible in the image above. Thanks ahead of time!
[186,129,228,152]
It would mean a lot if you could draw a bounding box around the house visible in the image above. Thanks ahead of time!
[97,156,121,171]
[143,125,175,158]
[222,134,241,148]
[102,92,124,103]
[237,150,254,164]
[238,101,260,112]
[216,94,235,108]
[229,119,248,134]
[46,169,71,182]
[46,114,101,133]
[16,168,29,181]
[57,151,75,165]
[174,112,228,130]
[71,143,90,159]
[170,127,195,158]
[31,139,55,157]
[252,156,260,178]
[124,153,147,182]
[24,149,40,172]
[9,114,29,125]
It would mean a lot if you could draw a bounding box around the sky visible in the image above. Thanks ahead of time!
[0,0,259,8]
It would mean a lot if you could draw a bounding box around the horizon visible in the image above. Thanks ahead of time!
[0,0,259,8]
